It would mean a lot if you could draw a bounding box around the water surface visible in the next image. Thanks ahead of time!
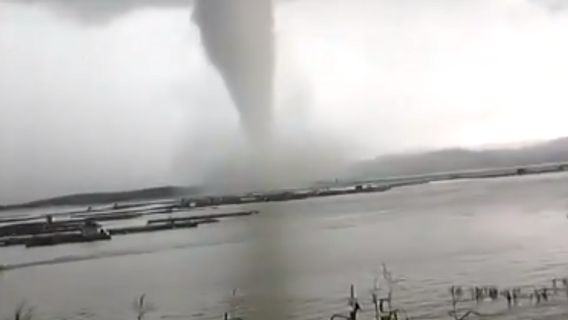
[2,173,568,319]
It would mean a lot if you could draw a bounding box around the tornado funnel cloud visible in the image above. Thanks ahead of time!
[193,0,275,143]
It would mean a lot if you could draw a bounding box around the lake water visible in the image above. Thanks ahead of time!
[2,173,568,320]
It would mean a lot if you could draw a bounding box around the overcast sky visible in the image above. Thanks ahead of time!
[1,0,568,203]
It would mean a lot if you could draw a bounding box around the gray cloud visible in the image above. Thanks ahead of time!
[531,0,568,11]
[19,0,277,143]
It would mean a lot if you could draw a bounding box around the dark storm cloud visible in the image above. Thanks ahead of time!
[3,0,568,204]
[14,0,190,23]
[6,0,567,27]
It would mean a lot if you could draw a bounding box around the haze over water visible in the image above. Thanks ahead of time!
[2,173,568,320]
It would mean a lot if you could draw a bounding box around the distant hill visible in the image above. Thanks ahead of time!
[5,137,568,211]
[0,186,202,211]
[352,137,568,179]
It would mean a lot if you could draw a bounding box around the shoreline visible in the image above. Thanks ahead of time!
[1,161,567,215]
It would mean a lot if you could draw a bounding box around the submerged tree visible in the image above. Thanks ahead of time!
[11,302,34,320]
[132,294,156,320]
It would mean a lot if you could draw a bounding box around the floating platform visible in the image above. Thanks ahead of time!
[146,210,258,225]
[0,210,260,248]
[108,221,199,235]
[0,221,83,237]
[25,232,111,248]
[72,212,143,222]
[0,235,31,247]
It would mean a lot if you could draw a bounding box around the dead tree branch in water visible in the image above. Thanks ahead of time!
[9,302,34,320]
[448,278,568,320]
[370,264,408,320]
[132,294,155,320]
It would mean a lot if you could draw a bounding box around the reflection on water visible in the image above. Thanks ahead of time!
[2,173,568,319]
